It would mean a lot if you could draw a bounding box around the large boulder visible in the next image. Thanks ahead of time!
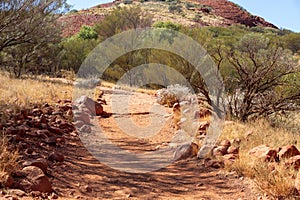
[278,145,300,160]
[74,96,103,116]
[17,166,52,193]
[173,142,199,160]
[248,145,278,162]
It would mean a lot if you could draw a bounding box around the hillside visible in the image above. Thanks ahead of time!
[59,0,277,37]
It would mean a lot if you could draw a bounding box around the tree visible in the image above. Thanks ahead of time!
[224,33,300,121]
[95,6,152,40]
[0,0,69,77]
[78,26,98,40]
[60,36,98,73]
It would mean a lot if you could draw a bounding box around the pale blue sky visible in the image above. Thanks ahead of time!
[67,0,300,32]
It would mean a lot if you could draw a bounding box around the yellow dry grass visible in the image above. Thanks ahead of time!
[221,119,300,199]
[0,132,19,187]
[0,72,73,187]
[0,72,73,110]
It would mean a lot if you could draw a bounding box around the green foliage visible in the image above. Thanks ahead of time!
[153,21,181,31]
[69,9,78,13]
[0,0,70,78]
[123,0,133,4]
[185,2,195,9]
[78,26,98,40]
[168,4,182,13]
[281,32,300,53]
[193,14,202,22]
[224,33,299,121]
[60,36,98,73]
[95,6,152,40]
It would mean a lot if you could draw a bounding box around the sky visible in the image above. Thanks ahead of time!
[67,0,300,32]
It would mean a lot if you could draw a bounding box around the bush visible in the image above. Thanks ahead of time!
[168,4,182,13]
[123,0,133,4]
[185,2,195,9]
[156,84,192,107]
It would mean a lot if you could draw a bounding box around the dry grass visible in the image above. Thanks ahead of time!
[221,119,300,199]
[0,72,73,124]
[0,72,73,186]
[0,132,19,187]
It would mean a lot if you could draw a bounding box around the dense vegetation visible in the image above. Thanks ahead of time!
[0,3,299,121]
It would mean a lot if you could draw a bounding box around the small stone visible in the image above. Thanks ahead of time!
[48,152,65,162]
[220,140,231,148]
[213,146,228,156]
[7,189,26,197]
[49,193,59,199]
[285,155,300,170]
[227,146,239,154]
[4,176,14,188]
[196,183,204,187]
[79,125,92,133]
[278,145,300,160]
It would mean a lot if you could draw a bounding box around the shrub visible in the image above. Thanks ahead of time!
[193,14,202,22]
[156,84,192,107]
[168,4,183,13]
[185,2,195,9]
[123,0,133,4]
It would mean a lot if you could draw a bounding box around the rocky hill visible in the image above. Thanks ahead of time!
[59,0,277,37]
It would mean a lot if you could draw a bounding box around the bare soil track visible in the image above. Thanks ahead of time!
[49,87,254,199]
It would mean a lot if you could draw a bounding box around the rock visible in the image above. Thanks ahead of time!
[37,130,53,138]
[25,148,34,155]
[227,146,239,154]
[79,125,92,133]
[4,176,14,188]
[75,96,103,116]
[220,140,231,149]
[204,158,224,169]
[73,120,85,129]
[278,145,300,160]
[59,104,72,112]
[230,138,241,147]
[172,103,181,130]
[49,193,59,199]
[74,111,90,124]
[173,142,199,160]
[22,158,48,173]
[213,146,228,156]
[48,152,65,162]
[48,126,63,135]
[44,137,58,145]
[248,145,278,162]
[198,121,209,131]
[17,166,52,193]
[223,153,238,161]
[40,114,48,124]
[6,189,26,197]
[285,155,300,170]
[32,108,43,117]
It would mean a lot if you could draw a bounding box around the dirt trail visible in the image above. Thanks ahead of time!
[50,87,255,200]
